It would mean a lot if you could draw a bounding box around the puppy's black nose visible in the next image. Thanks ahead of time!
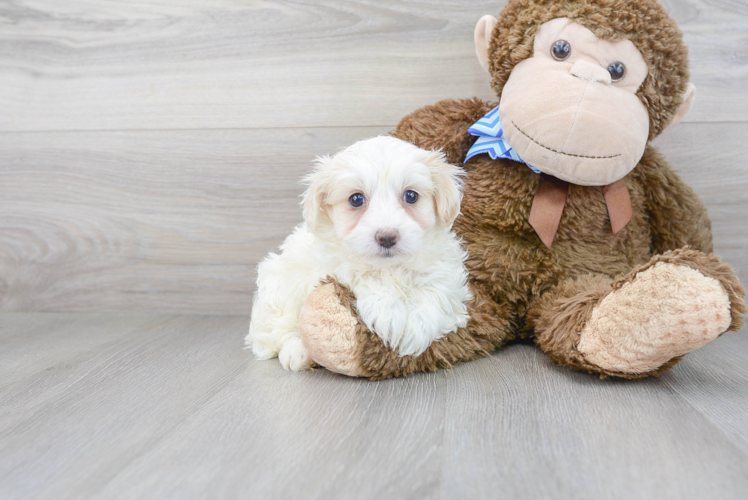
[375,229,398,249]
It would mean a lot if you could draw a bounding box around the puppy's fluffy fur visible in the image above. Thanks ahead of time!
[246,136,472,370]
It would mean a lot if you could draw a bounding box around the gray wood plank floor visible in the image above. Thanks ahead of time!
[0,313,747,500]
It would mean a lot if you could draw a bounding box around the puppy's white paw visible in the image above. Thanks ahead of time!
[278,337,314,371]
[247,333,277,361]
[356,294,407,350]
[400,305,442,357]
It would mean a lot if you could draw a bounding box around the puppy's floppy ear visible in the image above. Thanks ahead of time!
[301,156,333,231]
[422,150,464,227]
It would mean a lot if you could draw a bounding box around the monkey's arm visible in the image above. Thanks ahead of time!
[636,146,713,254]
[300,279,512,379]
[391,98,496,164]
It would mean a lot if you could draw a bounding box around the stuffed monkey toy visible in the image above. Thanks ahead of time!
[298,0,746,379]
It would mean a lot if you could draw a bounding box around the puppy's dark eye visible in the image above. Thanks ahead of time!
[608,62,626,81]
[551,40,571,61]
[403,190,419,204]
[349,193,365,208]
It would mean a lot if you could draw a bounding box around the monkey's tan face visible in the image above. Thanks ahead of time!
[499,18,650,186]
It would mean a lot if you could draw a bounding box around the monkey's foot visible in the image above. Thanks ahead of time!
[299,282,366,377]
[577,250,744,375]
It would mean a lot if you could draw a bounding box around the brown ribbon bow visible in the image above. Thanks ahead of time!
[528,174,633,248]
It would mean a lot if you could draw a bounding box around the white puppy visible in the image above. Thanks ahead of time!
[246,136,472,370]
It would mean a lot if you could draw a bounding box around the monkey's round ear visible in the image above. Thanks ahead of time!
[666,83,696,130]
[475,15,498,73]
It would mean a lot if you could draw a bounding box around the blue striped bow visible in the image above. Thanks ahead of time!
[465,105,541,174]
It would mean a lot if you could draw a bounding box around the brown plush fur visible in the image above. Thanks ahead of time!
[302,0,745,380]
[351,102,742,379]
[488,0,690,139]
[354,281,512,380]
[382,98,743,379]
[529,274,622,377]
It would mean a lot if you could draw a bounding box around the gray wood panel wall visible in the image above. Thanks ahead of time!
[1,0,747,314]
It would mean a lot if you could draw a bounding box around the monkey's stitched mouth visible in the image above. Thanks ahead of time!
[511,121,621,160]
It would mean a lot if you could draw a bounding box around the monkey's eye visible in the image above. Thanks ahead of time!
[349,193,365,208]
[608,62,626,81]
[551,40,571,61]
[403,190,419,204]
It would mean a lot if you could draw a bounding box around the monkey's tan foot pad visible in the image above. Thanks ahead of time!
[299,282,366,377]
[577,262,733,375]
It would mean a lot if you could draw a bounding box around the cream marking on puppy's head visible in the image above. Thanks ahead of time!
[302,136,464,262]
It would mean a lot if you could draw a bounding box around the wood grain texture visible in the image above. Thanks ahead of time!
[0,126,388,314]
[0,314,250,500]
[0,313,746,500]
[441,346,748,499]
[651,123,748,280]
[662,331,748,456]
[1,122,745,314]
[0,0,747,132]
